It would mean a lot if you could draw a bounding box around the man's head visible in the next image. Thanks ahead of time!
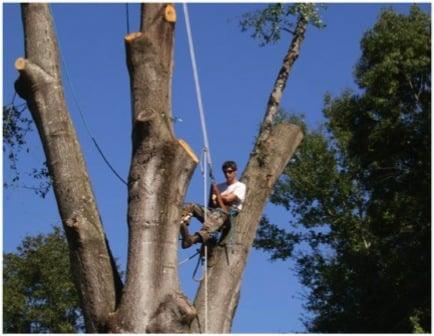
[222,161,237,184]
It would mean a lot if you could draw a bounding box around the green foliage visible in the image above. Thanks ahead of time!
[240,3,325,46]
[409,309,427,333]
[274,109,307,130]
[3,100,52,197]
[255,5,430,332]
[254,216,300,260]
[3,103,33,182]
[3,226,84,333]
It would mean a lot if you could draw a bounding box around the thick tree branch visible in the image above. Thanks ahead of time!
[260,16,308,138]
[192,14,308,334]
[109,4,198,332]
[15,4,122,332]
[193,124,303,332]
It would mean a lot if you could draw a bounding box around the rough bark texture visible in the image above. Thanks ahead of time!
[191,16,307,333]
[14,4,122,332]
[106,4,198,332]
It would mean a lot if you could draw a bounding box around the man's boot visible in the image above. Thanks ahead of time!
[181,233,201,249]
[180,222,194,249]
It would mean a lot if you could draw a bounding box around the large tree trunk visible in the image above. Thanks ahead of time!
[106,4,198,332]
[15,3,307,333]
[191,16,307,332]
[14,4,122,332]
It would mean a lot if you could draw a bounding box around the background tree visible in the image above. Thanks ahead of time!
[3,226,83,333]
[3,101,51,197]
[11,3,323,332]
[255,6,430,332]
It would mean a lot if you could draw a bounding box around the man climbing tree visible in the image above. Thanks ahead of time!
[180,160,246,248]
[12,3,322,332]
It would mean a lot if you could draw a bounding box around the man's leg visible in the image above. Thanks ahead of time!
[195,209,229,244]
[180,203,204,249]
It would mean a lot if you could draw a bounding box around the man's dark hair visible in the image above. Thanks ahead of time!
[222,161,237,171]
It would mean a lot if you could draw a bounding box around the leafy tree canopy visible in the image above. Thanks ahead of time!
[255,5,430,333]
[3,226,84,333]
[240,3,325,46]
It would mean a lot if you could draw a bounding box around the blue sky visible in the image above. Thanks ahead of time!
[3,3,430,333]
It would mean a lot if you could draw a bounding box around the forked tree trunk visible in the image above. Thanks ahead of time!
[15,3,306,333]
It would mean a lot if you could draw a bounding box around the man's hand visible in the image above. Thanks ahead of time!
[211,194,218,206]
[211,183,228,212]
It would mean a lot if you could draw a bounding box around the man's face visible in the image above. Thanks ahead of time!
[223,167,236,184]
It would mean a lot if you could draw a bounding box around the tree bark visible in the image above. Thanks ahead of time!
[14,4,122,332]
[191,16,307,333]
[106,4,198,332]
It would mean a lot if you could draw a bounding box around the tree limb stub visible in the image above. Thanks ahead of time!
[16,4,121,332]
[14,57,27,71]
[178,139,199,163]
[165,4,176,23]
[15,57,54,84]
[124,32,143,43]
[14,57,55,102]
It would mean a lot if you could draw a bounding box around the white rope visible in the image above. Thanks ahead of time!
[183,3,210,331]
[183,3,213,176]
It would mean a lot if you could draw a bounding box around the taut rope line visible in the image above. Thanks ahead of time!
[183,3,214,181]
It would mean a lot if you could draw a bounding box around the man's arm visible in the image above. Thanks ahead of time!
[211,183,228,212]
[221,192,239,205]
[223,183,246,206]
